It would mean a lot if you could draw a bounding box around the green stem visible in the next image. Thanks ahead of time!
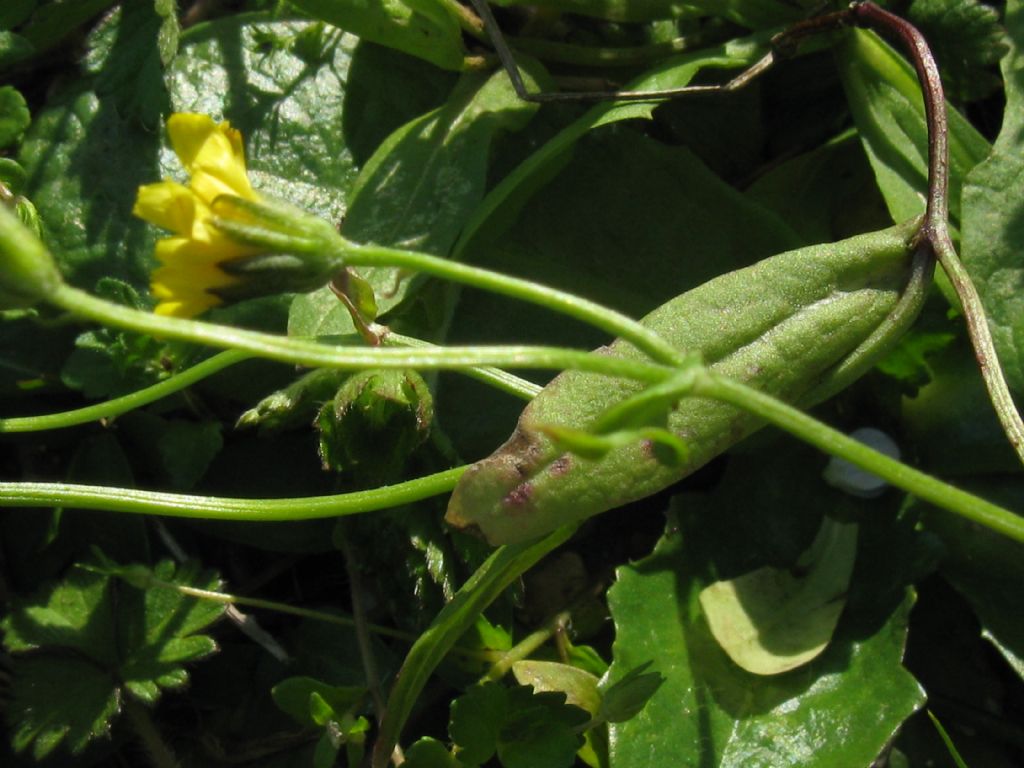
[49,284,673,385]
[694,371,1024,544]
[0,336,537,434]
[0,350,251,432]
[342,240,686,367]
[124,699,180,768]
[481,610,570,683]
[0,466,467,521]
[931,229,1024,464]
[386,332,541,400]
[850,2,1024,465]
[154,580,498,661]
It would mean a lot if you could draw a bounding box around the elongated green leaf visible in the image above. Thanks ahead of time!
[836,28,991,228]
[289,0,465,70]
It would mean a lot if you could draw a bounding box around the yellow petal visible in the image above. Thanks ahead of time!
[166,113,220,171]
[190,169,251,208]
[133,181,198,235]
[151,261,238,318]
[166,113,254,202]
[152,262,237,292]
[155,234,257,266]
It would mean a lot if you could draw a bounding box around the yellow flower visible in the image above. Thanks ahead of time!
[133,113,261,318]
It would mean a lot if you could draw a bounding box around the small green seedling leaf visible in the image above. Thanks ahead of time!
[271,676,367,728]
[333,267,380,326]
[597,661,663,724]
[449,682,589,768]
[0,156,26,191]
[403,737,458,768]
[2,559,225,758]
[309,691,337,727]
[512,660,602,717]
[511,660,609,768]
[698,518,858,675]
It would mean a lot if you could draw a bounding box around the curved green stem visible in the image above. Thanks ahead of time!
[850,1,1024,464]
[0,335,538,435]
[0,466,466,520]
[49,284,673,385]
[693,370,1024,544]
[341,240,686,367]
[930,228,1024,464]
[0,349,251,433]
[386,332,541,400]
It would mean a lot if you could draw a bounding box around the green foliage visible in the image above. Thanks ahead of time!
[837,27,991,228]
[907,0,1008,102]
[606,500,926,766]
[961,0,1024,393]
[448,682,589,767]
[59,279,174,399]
[1,2,1024,766]
[272,676,370,767]
[0,85,29,149]
[698,517,858,675]
[288,0,467,71]
[1,559,225,759]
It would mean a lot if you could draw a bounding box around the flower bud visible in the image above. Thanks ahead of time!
[317,370,433,484]
[0,202,63,309]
